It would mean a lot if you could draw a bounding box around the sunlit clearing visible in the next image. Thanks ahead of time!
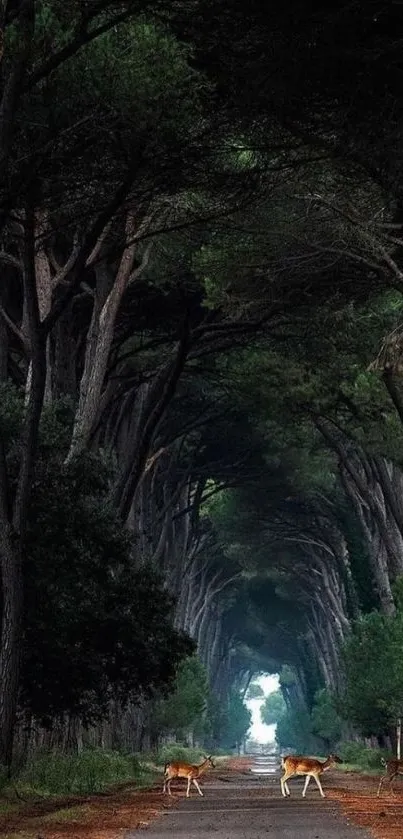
[246,673,280,745]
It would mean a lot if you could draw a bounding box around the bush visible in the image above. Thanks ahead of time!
[338,742,388,770]
[18,748,150,795]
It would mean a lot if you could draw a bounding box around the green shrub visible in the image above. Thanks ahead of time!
[18,748,149,795]
[338,741,388,770]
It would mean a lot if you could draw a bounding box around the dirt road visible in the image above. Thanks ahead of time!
[127,756,373,839]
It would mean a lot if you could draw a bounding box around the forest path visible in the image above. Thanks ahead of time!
[2,756,400,838]
[127,756,374,839]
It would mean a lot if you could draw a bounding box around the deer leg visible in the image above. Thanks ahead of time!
[193,778,203,796]
[167,779,172,796]
[312,773,325,798]
[186,777,191,797]
[377,775,386,796]
[389,773,397,796]
[302,775,311,797]
[281,772,292,797]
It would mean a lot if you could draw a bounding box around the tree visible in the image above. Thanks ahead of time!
[218,690,252,752]
[276,706,320,754]
[151,655,209,744]
[246,683,264,700]
[10,402,194,726]
[260,691,287,726]
[311,690,342,751]
[2,0,403,771]
[0,1,216,764]
[341,610,403,738]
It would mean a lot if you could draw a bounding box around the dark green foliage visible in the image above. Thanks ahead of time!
[218,690,252,751]
[310,690,342,750]
[245,682,264,700]
[338,507,377,614]
[151,655,209,741]
[338,742,388,771]
[18,748,150,795]
[275,705,321,754]
[177,0,403,195]
[1,402,194,726]
[2,0,403,763]
[340,610,403,737]
[205,689,251,752]
[274,689,341,752]
[260,690,286,726]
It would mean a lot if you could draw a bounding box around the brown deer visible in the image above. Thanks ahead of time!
[377,757,403,796]
[280,754,342,798]
[163,755,215,797]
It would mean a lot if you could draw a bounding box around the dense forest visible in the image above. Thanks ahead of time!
[1,0,403,772]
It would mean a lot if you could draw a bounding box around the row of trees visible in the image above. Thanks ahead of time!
[2,0,403,766]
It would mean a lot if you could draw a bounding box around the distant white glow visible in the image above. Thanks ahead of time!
[246,673,280,744]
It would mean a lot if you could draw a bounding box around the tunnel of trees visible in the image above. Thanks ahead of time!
[1,0,403,768]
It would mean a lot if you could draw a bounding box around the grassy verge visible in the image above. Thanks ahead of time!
[0,747,230,839]
[1,748,158,799]
[0,745,228,812]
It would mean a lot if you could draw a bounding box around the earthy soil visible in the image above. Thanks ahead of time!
[0,758,400,839]
[0,783,178,839]
[328,770,403,839]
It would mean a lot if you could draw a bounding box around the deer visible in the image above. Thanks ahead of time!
[377,757,403,796]
[163,755,215,797]
[280,754,342,798]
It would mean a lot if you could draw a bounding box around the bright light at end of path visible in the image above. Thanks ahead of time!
[246,673,279,744]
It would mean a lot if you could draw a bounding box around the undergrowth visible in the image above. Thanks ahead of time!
[338,741,389,773]
[3,748,157,796]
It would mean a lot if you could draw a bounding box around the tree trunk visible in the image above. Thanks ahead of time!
[0,530,23,769]
[0,202,47,767]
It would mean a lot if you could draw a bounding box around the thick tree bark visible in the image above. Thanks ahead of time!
[0,1,34,230]
[0,203,47,766]
[114,324,190,519]
[66,214,153,463]
[316,419,399,615]
[341,466,396,616]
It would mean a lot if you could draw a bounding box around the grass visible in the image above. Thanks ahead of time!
[1,748,158,798]
[37,804,93,823]
[0,743,225,824]
[339,762,380,775]
[1,833,35,839]
[0,801,20,815]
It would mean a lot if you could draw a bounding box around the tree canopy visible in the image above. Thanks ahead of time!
[2,0,403,764]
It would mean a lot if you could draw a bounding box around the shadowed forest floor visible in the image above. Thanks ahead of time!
[0,758,401,839]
